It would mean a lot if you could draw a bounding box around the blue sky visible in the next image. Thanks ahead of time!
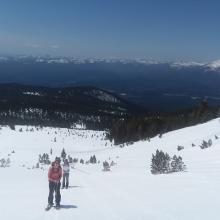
[0,0,220,61]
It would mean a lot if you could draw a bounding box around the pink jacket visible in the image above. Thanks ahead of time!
[48,165,62,183]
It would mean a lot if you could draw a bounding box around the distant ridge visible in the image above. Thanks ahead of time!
[0,83,146,128]
[0,56,220,112]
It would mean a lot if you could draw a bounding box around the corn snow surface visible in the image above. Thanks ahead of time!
[1,119,220,220]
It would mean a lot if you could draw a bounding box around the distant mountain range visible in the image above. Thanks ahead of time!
[1,55,220,70]
[0,55,220,112]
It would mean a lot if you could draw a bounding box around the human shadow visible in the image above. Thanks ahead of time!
[68,185,82,188]
[60,204,78,209]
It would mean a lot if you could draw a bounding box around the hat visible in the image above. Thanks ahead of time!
[55,157,61,164]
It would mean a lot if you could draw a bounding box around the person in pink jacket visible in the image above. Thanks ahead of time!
[47,158,62,208]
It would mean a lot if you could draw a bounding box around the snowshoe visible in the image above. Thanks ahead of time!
[45,203,53,211]
[55,204,60,209]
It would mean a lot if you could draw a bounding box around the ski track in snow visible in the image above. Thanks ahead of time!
[1,118,220,219]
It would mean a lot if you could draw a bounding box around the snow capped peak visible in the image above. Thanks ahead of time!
[47,58,69,64]
[171,61,205,68]
[2,55,220,72]
[206,60,220,70]
[170,59,220,72]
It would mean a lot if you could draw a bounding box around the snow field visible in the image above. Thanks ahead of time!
[0,118,220,219]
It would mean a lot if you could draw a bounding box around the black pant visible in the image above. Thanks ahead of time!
[48,181,61,205]
[62,173,69,188]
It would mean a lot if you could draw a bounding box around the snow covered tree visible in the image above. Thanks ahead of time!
[39,153,50,164]
[171,155,186,172]
[9,124,15,130]
[208,139,212,147]
[200,140,209,149]
[6,158,10,167]
[73,157,78,163]
[151,150,186,174]
[0,158,6,167]
[110,161,116,166]
[151,150,171,174]
[0,158,10,167]
[89,156,93,163]
[90,155,97,164]
[177,146,184,151]
[103,160,110,171]
[68,155,73,163]
[61,148,66,160]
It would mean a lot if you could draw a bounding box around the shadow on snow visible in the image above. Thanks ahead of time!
[60,204,78,209]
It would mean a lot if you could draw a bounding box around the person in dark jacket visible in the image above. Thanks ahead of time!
[47,158,62,208]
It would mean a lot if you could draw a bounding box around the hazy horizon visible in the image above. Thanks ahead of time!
[0,0,220,62]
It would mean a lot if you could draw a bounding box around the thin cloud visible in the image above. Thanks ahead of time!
[49,44,60,49]
[25,43,41,49]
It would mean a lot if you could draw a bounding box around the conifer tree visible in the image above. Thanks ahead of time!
[61,148,66,160]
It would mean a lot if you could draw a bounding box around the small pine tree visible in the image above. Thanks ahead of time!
[39,153,50,164]
[171,155,186,172]
[208,139,212,147]
[93,155,97,164]
[151,150,186,174]
[171,155,178,172]
[61,148,66,160]
[177,146,184,151]
[103,161,110,171]
[68,155,73,163]
[0,158,6,167]
[200,140,209,149]
[89,156,93,164]
[73,157,78,163]
[0,158,10,167]
[151,150,170,174]
[9,124,15,130]
[39,154,42,163]
[6,158,10,167]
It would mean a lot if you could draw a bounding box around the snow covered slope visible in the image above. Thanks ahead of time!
[1,119,220,220]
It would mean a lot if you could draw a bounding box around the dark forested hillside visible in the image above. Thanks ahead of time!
[0,84,219,145]
[0,84,144,129]
[108,101,220,144]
